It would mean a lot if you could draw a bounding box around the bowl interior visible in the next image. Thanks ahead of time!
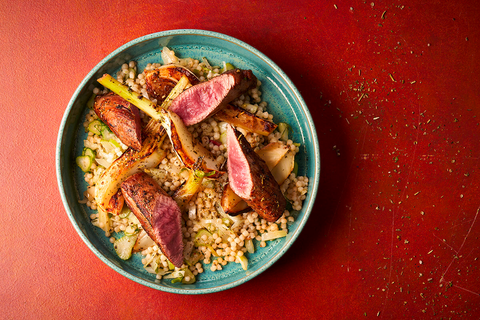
[57,30,320,294]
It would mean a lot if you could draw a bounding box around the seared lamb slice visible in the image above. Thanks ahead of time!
[94,92,143,151]
[144,64,200,102]
[226,125,286,222]
[121,172,184,267]
[169,69,257,126]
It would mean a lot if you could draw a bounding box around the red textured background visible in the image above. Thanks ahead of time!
[1,0,480,319]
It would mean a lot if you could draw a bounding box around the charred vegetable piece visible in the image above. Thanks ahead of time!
[214,104,277,136]
[144,64,199,102]
[169,69,258,126]
[270,150,295,185]
[226,125,286,222]
[255,142,290,170]
[167,109,221,177]
[121,172,184,268]
[220,183,250,216]
[94,92,143,151]
[94,133,167,221]
[228,199,250,216]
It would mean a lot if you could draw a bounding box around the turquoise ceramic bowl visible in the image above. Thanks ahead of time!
[56,30,320,294]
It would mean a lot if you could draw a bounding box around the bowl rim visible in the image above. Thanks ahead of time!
[56,29,320,294]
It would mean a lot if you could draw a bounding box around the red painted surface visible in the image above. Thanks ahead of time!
[1,0,480,319]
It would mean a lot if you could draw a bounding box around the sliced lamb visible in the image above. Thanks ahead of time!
[121,172,184,268]
[94,92,143,151]
[226,125,286,222]
[169,69,257,126]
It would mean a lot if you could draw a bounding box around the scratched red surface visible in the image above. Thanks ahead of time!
[1,0,480,319]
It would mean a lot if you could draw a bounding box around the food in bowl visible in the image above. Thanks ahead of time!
[76,46,310,284]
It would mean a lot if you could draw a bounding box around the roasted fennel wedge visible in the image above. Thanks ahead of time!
[94,133,167,232]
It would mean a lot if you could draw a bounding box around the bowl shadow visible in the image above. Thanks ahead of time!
[267,63,352,270]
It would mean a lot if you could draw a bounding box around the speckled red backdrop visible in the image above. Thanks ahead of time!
[1,0,479,318]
